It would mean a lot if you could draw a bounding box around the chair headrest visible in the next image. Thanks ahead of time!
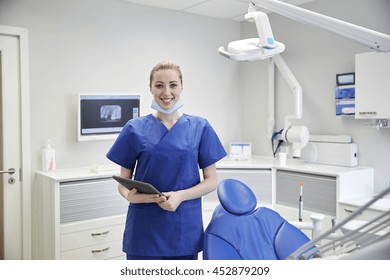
[217,179,257,215]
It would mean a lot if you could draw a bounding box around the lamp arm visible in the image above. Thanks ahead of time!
[249,0,390,52]
[245,9,277,48]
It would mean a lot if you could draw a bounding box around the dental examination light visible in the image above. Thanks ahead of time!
[242,0,390,53]
[219,2,309,158]
[218,2,285,61]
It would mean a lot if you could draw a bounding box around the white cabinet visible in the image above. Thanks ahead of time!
[32,159,375,258]
[60,217,125,260]
[339,195,390,225]
[275,166,374,217]
[33,168,127,260]
[274,167,374,233]
[207,157,374,236]
[355,52,390,119]
[339,203,385,222]
[276,170,337,217]
[204,168,272,204]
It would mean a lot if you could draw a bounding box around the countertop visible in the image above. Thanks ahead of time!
[36,155,374,183]
[339,195,390,212]
[217,155,373,177]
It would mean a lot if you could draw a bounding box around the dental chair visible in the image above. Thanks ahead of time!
[203,179,318,260]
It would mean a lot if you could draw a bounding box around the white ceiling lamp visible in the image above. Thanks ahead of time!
[218,2,285,61]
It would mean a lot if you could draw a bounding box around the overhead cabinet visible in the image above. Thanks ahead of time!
[355,52,390,119]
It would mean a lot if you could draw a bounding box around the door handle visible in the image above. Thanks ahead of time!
[0,168,15,175]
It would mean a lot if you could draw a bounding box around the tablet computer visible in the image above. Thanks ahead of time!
[112,175,164,196]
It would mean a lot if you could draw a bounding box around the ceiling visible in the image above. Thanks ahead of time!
[124,0,315,21]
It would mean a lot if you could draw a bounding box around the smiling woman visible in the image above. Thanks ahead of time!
[149,61,184,122]
[106,61,228,260]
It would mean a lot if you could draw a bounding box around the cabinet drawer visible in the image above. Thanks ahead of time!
[339,203,386,222]
[60,240,124,260]
[61,223,125,251]
[276,171,336,216]
[59,177,128,223]
[205,169,272,204]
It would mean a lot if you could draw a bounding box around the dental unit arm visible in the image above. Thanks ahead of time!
[243,0,390,53]
[245,3,276,49]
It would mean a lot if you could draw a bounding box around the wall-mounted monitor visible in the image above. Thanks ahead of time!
[78,92,140,141]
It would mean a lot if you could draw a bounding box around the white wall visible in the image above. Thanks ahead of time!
[0,0,242,173]
[241,0,390,193]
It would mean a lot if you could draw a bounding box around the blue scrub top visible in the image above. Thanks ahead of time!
[106,114,227,256]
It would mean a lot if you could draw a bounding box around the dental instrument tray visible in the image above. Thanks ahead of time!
[112,175,164,196]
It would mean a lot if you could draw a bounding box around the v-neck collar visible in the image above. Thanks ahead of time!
[151,113,186,131]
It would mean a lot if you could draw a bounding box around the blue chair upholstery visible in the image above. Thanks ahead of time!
[203,179,315,260]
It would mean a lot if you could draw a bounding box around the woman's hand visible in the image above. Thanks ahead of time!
[156,164,219,212]
[118,167,167,204]
[125,188,167,204]
[157,191,183,212]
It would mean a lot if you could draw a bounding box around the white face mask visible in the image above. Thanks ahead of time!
[151,99,184,114]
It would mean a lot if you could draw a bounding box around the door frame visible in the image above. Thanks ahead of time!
[0,25,31,259]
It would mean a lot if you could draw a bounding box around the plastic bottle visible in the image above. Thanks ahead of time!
[42,139,55,171]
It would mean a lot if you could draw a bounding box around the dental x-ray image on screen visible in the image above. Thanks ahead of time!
[78,92,140,141]
[101,105,122,122]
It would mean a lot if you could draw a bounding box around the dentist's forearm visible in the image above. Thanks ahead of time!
[175,164,218,202]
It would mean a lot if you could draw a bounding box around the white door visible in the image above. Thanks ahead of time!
[0,27,31,260]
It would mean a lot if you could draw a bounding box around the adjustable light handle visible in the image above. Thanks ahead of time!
[218,46,264,61]
[218,46,232,59]
[245,11,276,49]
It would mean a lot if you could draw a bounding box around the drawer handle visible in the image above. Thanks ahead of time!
[344,208,362,215]
[91,230,110,237]
[91,247,110,254]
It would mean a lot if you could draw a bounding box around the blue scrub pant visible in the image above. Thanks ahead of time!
[126,253,198,260]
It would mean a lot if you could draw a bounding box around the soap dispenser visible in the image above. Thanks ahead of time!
[42,139,55,171]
